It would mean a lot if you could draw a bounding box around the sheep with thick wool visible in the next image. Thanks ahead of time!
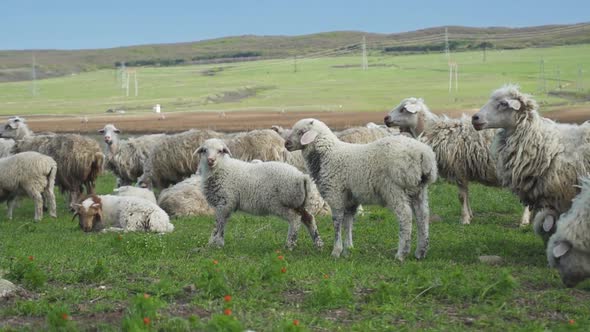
[547,177,590,287]
[196,138,324,250]
[472,85,590,240]
[99,124,165,187]
[72,194,173,233]
[284,118,437,260]
[0,151,57,221]
[112,186,157,204]
[157,175,214,218]
[385,97,531,225]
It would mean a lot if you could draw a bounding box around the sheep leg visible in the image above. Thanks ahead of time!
[294,206,324,250]
[342,205,358,256]
[7,197,17,220]
[26,189,43,221]
[458,182,472,224]
[388,194,413,262]
[285,212,301,251]
[519,206,531,227]
[44,180,57,219]
[209,208,231,247]
[411,189,430,260]
[331,211,344,258]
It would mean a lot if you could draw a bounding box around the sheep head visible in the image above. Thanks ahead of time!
[284,118,331,151]
[547,238,590,287]
[1,116,28,139]
[472,84,538,131]
[98,124,120,145]
[384,97,428,136]
[72,195,104,232]
[195,138,232,170]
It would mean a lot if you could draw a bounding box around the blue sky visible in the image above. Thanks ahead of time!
[2,0,589,50]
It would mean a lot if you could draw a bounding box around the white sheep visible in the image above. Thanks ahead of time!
[156,175,214,218]
[472,85,590,240]
[385,97,531,225]
[547,177,590,287]
[284,118,437,260]
[72,194,174,233]
[98,124,165,187]
[0,139,14,158]
[112,186,157,204]
[0,151,57,221]
[195,138,324,250]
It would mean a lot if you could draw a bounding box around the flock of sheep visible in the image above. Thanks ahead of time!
[0,84,589,288]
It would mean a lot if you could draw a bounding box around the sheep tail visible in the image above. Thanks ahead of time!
[86,152,105,194]
[295,176,314,227]
[420,152,438,186]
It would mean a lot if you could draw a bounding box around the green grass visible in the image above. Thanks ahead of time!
[1,44,590,116]
[1,173,589,331]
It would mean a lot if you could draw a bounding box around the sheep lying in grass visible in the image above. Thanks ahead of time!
[284,118,437,260]
[2,117,104,205]
[0,151,57,221]
[112,186,157,204]
[99,124,165,187]
[157,175,214,218]
[547,178,590,287]
[196,138,324,250]
[385,97,531,225]
[472,85,590,240]
[72,194,173,233]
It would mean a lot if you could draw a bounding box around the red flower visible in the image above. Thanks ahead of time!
[293,319,300,326]
[569,319,575,325]
[61,313,69,321]
[224,295,232,302]
[213,259,219,265]
[224,308,232,316]
[117,234,122,241]
[143,293,150,299]
[28,256,34,261]
[281,267,287,273]
[277,255,284,261]
[143,317,151,325]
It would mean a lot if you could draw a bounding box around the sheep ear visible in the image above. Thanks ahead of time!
[506,98,521,111]
[114,129,121,134]
[300,130,318,145]
[98,129,105,134]
[542,214,555,232]
[404,103,421,114]
[8,122,19,129]
[270,125,282,133]
[91,203,101,208]
[553,241,571,258]
[193,147,204,157]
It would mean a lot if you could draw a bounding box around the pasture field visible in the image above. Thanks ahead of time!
[0,173,589,331]
[1,44,589,116]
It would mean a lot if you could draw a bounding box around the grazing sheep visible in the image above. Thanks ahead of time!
[472,85,590,240]
[2,117,104,205]
[72,194,174,233]
[113,186,157,204]
[98,124,165,186]
[284,118,437,260]
[547,177,590,287]
[385,97,531,225]
[137,129,224,189]
[196,138,324,250]
[0,151,57,221]
[157,175,214,218]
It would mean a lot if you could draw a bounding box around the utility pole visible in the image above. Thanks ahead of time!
[293,55,297,73]
[482,42,487,62]
[31,53,38,97]
[556,66,561,90]
[538,58,546,94]
[361,36,368,70]
[444,27,450,60]
[578,66,584,91]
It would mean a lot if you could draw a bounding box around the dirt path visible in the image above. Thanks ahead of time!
[10,107,590,134]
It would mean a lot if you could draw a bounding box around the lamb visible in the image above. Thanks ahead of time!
[547,177,590,287]
[138,129,224,189]
[1,117,104,205]
[472,85,590,240]
[98,124,165,186]
[384,97,531,225]
[0,151,57,221]
[284,118,437,260]
[72,194,174,233]
[196,138,324,250]
[112,186,157,204]
[156,175,214,218]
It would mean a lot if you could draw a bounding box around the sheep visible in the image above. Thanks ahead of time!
[336,126,399,144]
[98,124,165,187]
[472,85,590,240]
[137,129,224,189]
[113,186,157,204]
[196,138,324,250]
[157,175,214,218]
[0,151,57,221]
[284,118,437,260]
[384,97,532,226]
[224,129,286,162]
[547,177,590,287]
[0,139,14,158]
[72,194,174,233]
[1,117,104,206]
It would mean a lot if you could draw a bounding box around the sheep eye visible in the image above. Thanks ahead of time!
[297,129,304,135]
[4,125,9,130]
[499,101,508,108]
[200,148,207,154]
[400,108,406,113]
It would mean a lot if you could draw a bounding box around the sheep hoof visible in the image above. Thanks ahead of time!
[208,238,224,248]
[314,239,324,250]
[415,250,427,260]
[461,218,471,225]
[331,247,343,258]
[394,253,405,262]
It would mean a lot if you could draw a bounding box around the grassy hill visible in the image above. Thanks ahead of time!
[1,23,589,82]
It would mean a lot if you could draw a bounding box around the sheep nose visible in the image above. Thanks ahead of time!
[384,115,391,123]
[472,115,480,121]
